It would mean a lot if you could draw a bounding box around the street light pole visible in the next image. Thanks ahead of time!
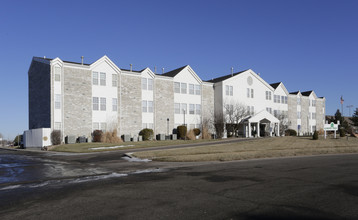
[167,118,169,136]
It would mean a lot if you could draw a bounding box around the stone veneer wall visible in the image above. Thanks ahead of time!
[316,98,325,130]
[63,67,92,138]
[301,97,310,134]
[287,95,297,132]
[120,74,142,136]
[202,84,214,131]
[28,60,51,129]
[154,78,174,135]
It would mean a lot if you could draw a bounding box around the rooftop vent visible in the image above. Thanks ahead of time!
[81,56,84,65]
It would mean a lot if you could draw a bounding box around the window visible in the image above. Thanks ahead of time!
[251,106,254,115]
[93,97,99,110]
[181,83,187,94]
[174,82,180,93]
[247,88,250,98]
[285,96,288,104]
[297,111,301,119]
[54,67,61,82]
[100,122,107,132]
[181,103,187,114]
[93,72,98,85]
[274,95,280,103]
[174,103,180,114]
[148,79,153,90]
[312,100,316,107]
[297,97,301,105]
[195,85,201,95]
[189,104,195,114]
[142,100,147,112]
[281,96,285,104]
[226,85,233,96]
[312,113,316,120]
[189,84,194,94]
[100,97,106,111]
[93,122,99,131]
[112,98,117,111]
[112,74,117,87]
[266,107,272,114]
[54,122,61,130]
[148,101,153,113]
[100,72,106,86]
[266,91,272,100]
[142,78,147,90]
[251,89,254,98]
[226,104,233,114]
[196,104,201,115]
[55,94,61,109]
[312,126,317,132]
[247,88,253,98]
[142,123,147,129]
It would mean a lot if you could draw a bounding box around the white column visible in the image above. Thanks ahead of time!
[248,122,251,138]
[243,124,246,137]
[257,122,260,137]
[270,123,273,136]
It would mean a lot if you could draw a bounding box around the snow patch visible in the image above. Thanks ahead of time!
[69,173,128,183]
[133,168,165,174]
[90,145,134,150]
[122,153,151,162]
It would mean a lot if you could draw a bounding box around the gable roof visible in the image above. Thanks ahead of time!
[160,65,188,77]
[270,82,281,89]
[33,56,91,66]
[289,91,300,95]
[301,90,313,96]
[205,70,247,83]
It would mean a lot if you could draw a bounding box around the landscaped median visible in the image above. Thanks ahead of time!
[49,139,218,153]
[132,136,358,162]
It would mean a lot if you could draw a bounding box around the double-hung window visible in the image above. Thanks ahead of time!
[100,72,106,86]
[142,78,147,90]
[112,74,117,87]
[100,98,106,111]
[189,84,194,94]
[93,97,99,111]
[148,101,153,112]
[148,79,153,90]
[181,83,187,94]
[265,91,271,100]
[196,104,201,115]
[189,104,195,114]
[195,85,201,95]
[181,103,187,114]
[54,67,61,82]
[251,89,254,98]
[226,85,233,96]
[112,98,117,111]
[174,103,180,114]
[93,72,99,85]
[174,82,180,93]
[142,100,147,112]
[55,94,61,109]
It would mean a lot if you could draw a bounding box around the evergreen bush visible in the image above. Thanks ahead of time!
[339,128,346,137]
[177,125,187,139]
[92,130,103,142]
[312,130,319,140]
[285,129,297,136]
[139,128,154,141]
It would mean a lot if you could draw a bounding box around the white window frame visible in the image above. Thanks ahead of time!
[92,72,98,85]
[148,101,153,113]
[196,104,201,115]
[181,83,187,94]
[93,97,99,111]
[189,84,194,94]
[148,78,153,90]
[181,103,187,114]
[54,122,61,130]
[174,82,180,93]
[93,122,99,131]
[142,78,147,90]
[100,97,106,111]
[112,74,117,87]
[195,85,201,95]
[54,66,61,82]
[112,98,117,111]
[142,100,147,112]
[100,72,106,86]
[189,104,195,114]
[55,94,61,109]
[251,89,254,98]
[174,103,180,114]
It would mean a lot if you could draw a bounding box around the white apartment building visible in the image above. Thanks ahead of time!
[28,55,325,142]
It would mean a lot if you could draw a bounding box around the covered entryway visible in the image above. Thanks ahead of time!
[243,110,280,138]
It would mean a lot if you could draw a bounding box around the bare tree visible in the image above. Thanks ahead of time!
[224,102,250,137]
[275,111,290,136]
[213,110,225,138]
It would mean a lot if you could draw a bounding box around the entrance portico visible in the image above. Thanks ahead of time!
[243,110,280,138]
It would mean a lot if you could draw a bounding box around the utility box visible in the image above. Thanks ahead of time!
[171,134,177,140]
[157,134,165,141]
[65,135,76,144]
[138,135,143,141]
[78,136,87,143]
[132,135,138,142]
[122,135,131,142]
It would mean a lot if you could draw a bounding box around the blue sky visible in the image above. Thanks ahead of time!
[0,0,357,140]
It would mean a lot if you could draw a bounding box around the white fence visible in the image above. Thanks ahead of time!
[23,128,52,148]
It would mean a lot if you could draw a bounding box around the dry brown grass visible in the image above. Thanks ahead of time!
[101,130,123,144]
[186,129,196,140]
[133,136,358,162]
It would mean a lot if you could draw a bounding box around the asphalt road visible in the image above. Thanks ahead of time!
[0,149,358,219]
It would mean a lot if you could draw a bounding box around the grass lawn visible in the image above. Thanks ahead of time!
[49,138,218,153]
[132,136,358,162]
